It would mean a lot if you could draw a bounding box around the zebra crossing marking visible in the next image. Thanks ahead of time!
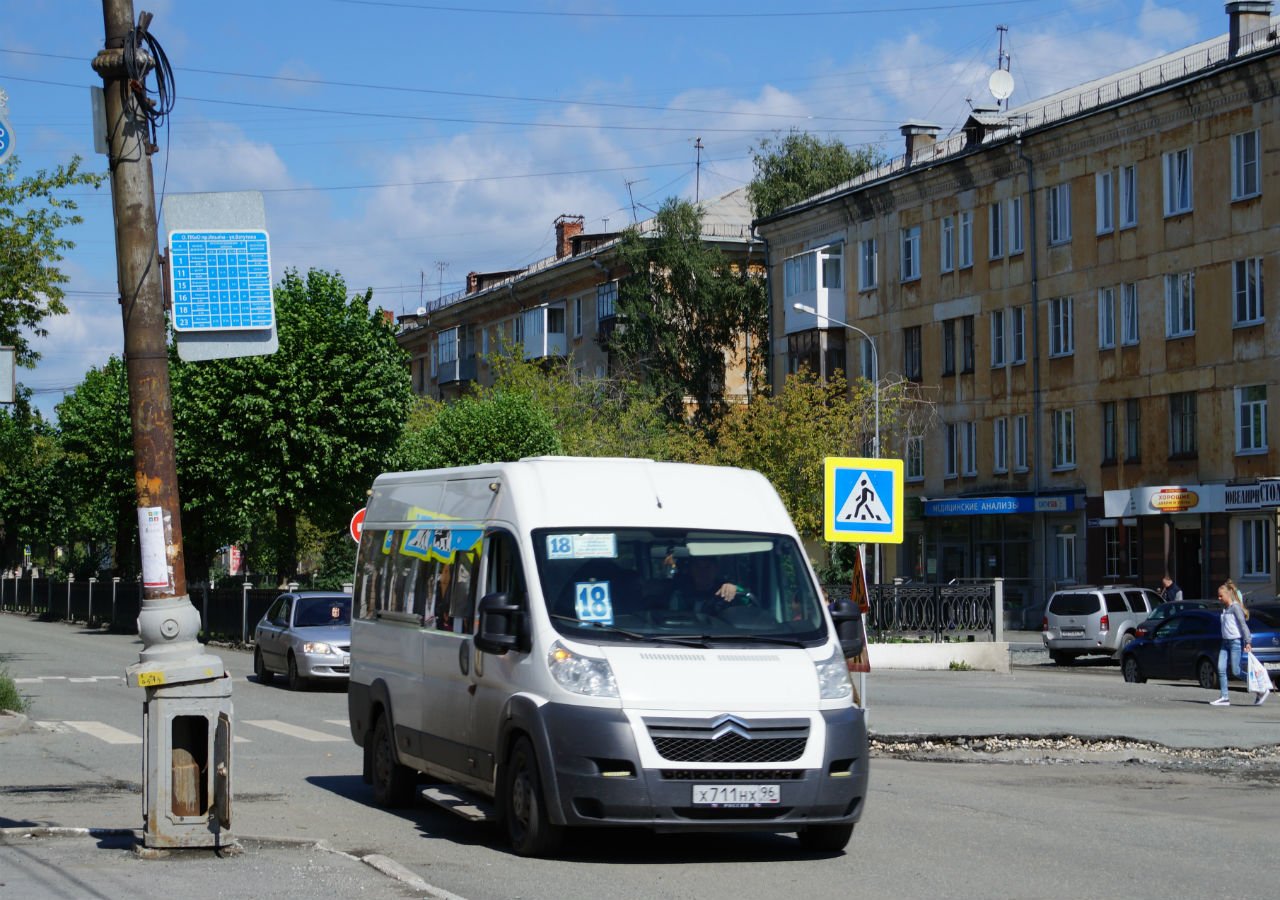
[242,720,346,742]
[63,721,142,745]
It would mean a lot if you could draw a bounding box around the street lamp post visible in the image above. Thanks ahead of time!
[793,303,880,457]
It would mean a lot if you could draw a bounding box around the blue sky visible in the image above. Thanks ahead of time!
[2,0,1227,417]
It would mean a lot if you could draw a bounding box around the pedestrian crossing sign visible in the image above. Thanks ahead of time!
[824,456,904,544]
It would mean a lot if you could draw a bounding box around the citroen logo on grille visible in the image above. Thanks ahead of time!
[707,715,753,741]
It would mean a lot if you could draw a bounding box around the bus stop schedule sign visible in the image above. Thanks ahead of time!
[824,456,904,544]
[168,230,274,332]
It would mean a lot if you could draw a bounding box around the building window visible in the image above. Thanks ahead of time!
[1233,257,1264,325]
[1169,391,1197,458]
[1011,306,1026,364]
[1053,408,1076,469]
[962,422,977,476]
[547,305,566,337]
[437,328,457,365]
[1125,398,1142,462]
[990,309,1006,367]
[1119,164,1138,228]
[1009,196,1024,254]
[1236,385,1268,454]
[1048,183,1071,245]
[1231,129,1261,200]
[597,280,618,320]
[1098,287,1116,350]
[1056,533,1077,584]
[573,297,582,337]
[1163,147,1193,216]
[822,244,843,289]
[787,330,845,380]
[904,325,922,381]
[940,216,955,273]
[1104,526,1139,579]
[858,238,878,291]
[941,319,956,376]
[944,423,959,478]
[961,316,975,373]
[1121,282,1139,346]
[1101,401,1117,464]
[784,251,817,298]
[906,435,924,481]
[1049,296,1074,357]
[1164,272,1195,338]
[1241,518,1273,577]
[989,202,1003,258]
[1013,414,1029,471]
[993,417,1008,473]
[959,211,974,268]
[901,226,921,281]
[1096,170,1114,234]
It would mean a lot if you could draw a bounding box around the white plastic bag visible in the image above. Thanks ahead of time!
[1245,652,1272,695]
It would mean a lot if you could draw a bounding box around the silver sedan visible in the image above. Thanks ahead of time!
[253,591,352,690]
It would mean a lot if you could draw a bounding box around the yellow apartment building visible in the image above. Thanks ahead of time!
[756,3,1279,623]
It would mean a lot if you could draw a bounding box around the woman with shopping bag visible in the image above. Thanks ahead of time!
[1209,580,1251,706]
[1245,650,1271,705]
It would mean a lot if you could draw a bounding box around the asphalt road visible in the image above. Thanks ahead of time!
[3,612,1277,900]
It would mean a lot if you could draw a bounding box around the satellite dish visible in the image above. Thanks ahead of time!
[416,306,427,316]
[988,69,1015,102]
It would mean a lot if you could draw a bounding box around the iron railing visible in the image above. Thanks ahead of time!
[823,579,1004,643]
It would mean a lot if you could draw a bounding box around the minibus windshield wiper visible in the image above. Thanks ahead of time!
[668,633,810,648]
[548,615,710,648]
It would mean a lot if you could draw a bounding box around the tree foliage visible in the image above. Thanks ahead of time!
[747,133,884,220]
[172,268,413,583]
[0,402,60,569]
[0,156,105,366]
[610,198,767,432]
[53,357,136,574]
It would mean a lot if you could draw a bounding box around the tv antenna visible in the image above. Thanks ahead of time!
[987,25,1015,110]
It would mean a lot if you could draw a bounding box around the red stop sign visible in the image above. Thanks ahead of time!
[349,507,367,543]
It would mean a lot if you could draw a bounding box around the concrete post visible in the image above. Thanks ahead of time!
[993,577,1005,643]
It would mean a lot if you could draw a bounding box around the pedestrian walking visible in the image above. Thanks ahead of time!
[1159,574,1183,604]
[1209,580,1252,706]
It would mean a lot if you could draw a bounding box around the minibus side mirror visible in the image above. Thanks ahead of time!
[474,591,523,655]
[829,599,866,659]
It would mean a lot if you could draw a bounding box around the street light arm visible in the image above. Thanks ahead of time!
[792,302,880,457]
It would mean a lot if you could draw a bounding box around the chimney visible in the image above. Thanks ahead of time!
[1227,1,1274,58]
[466,271,479,294]
[554,214,585,259]
[900,122,941,165]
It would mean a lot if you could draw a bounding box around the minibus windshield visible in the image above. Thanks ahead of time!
[531,528,829,645]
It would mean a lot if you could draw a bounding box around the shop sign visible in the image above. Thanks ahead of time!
[1225,481,1280,510]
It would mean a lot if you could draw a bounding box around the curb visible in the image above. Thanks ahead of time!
[0,710,31,736]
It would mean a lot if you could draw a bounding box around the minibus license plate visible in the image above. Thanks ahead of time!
[692,784,779,806]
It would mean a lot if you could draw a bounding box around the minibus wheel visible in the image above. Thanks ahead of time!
[502,736,562,857]
[371,713,415,808]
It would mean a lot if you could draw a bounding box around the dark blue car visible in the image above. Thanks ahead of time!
[1119,603,1280,690]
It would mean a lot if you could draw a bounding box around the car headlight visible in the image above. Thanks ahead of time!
[815,649,853,700]
[547,641,618,698]
[302,641,336,655]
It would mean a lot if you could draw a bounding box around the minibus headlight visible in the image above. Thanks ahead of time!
[547,641,618,698]
[815,650,853,700]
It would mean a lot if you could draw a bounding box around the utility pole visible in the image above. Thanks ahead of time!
[435,260,448,299]
[694,136,704,203]
[92,0,233,851]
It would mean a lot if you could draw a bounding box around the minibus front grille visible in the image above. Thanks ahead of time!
[645,716,810,764]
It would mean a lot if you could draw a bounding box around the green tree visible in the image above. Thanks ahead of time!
[0,156,105,367]
[0,403,60,569]
[394,391,561,471]
[53,358,136,575]
[172,268,413,584]
[747,133,883,220]
[610,198,766,432]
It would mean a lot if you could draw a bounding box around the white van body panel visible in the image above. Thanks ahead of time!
[601,645,820,711]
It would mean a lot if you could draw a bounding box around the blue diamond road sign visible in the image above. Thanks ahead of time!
[168,230,274,332]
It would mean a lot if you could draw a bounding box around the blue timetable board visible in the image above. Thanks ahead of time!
[169,230,274,332]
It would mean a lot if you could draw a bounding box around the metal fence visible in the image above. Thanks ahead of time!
[0,575,285,645]
[823,579,1004,643]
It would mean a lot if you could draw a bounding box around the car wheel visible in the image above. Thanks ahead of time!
[370,712,416,808]
[502,735,563,857]
[1121,655,1145,683]
[1049,650,1074,666]
[1196,658,1218,691]
[1116,632,1135,654]
[286,653,306,691]
[253,647,273,685]
[797,823,855,852]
